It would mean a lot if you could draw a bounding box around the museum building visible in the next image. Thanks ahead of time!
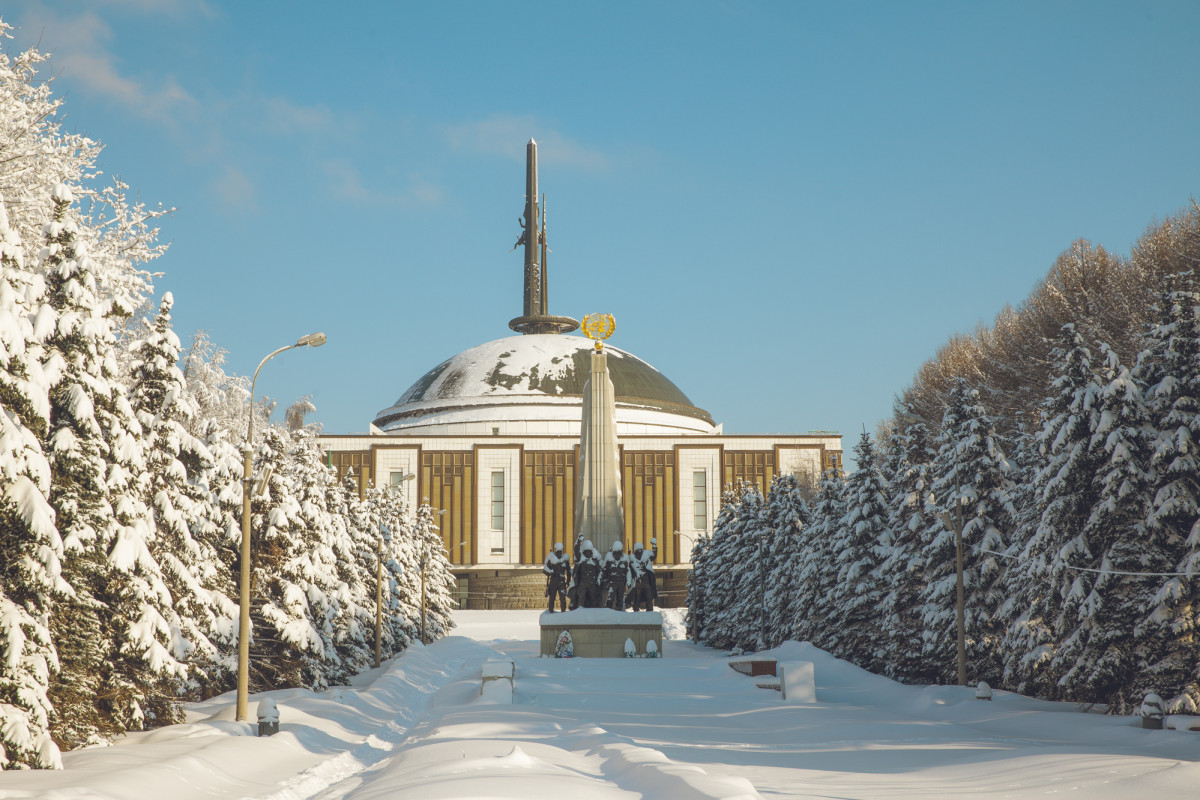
[319,141,842,609]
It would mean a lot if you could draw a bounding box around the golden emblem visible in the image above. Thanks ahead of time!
[581,313,616,350]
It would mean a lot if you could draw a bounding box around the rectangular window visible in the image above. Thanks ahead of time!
[491,471,505,531]
[693,470,707,530]
[389,471,408,488]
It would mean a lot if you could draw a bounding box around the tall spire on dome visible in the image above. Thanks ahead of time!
[509,138,579,335]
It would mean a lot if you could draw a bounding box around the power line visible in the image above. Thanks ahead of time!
[979,548,1192,578]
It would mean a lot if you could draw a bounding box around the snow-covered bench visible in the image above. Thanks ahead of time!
[480,659,514,703]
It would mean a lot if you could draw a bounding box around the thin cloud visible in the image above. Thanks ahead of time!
[209,166,256,214]
[322,160,444,209]
[444,114,609,171]
[17,6,198,127]
[262,97,340,137]
[91,0,219,18]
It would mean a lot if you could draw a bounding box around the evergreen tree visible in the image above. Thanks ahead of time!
[245,425,320,690]
[1002,326,1102,697]
[696,487,749,650]
[324,475,377,676]
[128,293,233,694]
[921,380,1013,685]
[41,186,183,745]
[762,473,810,648]
[1137,284,1200,711]
[684,533,711,643]
[366,481,420,660]
[0,195,65,769]
[825,432,891,669]
[400,502,457,646]
[879,415,937,682]
[285,426,346,688]
[794,470,846,650]
[1052,347,1163,710]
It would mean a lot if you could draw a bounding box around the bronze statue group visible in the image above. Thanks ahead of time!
[543,535,657,612]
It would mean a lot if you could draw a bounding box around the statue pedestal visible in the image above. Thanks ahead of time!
[539,609,663,658]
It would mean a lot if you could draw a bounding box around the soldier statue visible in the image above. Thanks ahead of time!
[574,540,603,609]
[648,537,659,599]
[601,540,631,611]
[629,541,657,612]
[543,542,570,612]
[568,532,587,609]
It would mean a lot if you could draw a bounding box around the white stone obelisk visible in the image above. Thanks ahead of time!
[574,321,624,549]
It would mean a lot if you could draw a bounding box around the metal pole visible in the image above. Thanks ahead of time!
[237,443,253,721]
[375,539,383,668]
[955,503,967,686]
[420,554,427,645]
[236,334,325,722]
[758,532,766,650]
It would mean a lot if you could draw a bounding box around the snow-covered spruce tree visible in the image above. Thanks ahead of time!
[320,475,376,677]
[284,426,347,689]
[879,415,937,683]
[397,501,456,645]
[128,293,235,695]
[762,473,810,648]
[684,533,712,642]
[1136,283,1200,711]
[40,186,184,745]
[176,331,250,691]
[794,470,846,650]
[734,486,771,651]
[693,486,744,649]
[1050,346,1165,711]
[1000,326,1103,697]
[920,380,1013,685]
[245,425,322,691]
[993,418,1046,689]
[364,482,420,661]
[0,195,66,769]
[825,432,891,670]
[704,484,766,651]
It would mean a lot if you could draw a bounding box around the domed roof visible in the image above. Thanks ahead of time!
[373,334,717,434]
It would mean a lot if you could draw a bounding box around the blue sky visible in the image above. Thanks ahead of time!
[10,1,1200,468]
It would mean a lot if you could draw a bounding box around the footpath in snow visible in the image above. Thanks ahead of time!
[1,609,1199,799]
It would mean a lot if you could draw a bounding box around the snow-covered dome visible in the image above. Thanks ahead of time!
[373,334,719,436]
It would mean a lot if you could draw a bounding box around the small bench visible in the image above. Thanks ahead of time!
[482,659,514,693]
[728,657,776,677]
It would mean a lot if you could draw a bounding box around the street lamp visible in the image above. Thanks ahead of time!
[236,331,326,723]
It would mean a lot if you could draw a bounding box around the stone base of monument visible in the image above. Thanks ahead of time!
[539,609,663,658]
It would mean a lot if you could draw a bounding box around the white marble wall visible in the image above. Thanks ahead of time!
[474,447,521,564]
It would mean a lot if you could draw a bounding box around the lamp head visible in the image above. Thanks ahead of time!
[297,332,326,347]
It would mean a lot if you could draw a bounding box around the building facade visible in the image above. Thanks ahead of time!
[319,139,842,608]
[320,334,842,608]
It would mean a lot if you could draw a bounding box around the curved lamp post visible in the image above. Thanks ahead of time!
[236,331,326,722]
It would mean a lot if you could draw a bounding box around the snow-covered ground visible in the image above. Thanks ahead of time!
[2,609,1198,799]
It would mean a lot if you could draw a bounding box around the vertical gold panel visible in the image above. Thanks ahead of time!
[533,461,544,561]
[664,462,675,563]
[450,474,461,563]
[654,471,665,553]
[466,458,476,564]
[522,456,534,563]
[628,460,638,546]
